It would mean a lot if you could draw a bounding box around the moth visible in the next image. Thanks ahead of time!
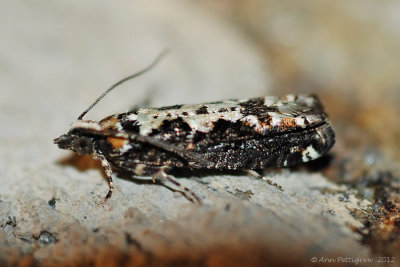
[54,53,335,203]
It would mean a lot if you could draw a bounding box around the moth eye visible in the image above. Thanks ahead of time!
[78,139,87,148]
[73,137,93,155]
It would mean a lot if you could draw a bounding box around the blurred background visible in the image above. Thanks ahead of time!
[204,0,400,160]
[1,0,399,265]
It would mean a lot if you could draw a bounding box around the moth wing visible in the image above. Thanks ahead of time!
[114,131,211,166]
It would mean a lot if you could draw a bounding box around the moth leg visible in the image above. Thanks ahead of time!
[246,170,284,191]
[153,167,202,204]
[94,153,114,199]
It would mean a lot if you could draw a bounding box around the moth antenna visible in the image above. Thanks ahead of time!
[77,49,169,120]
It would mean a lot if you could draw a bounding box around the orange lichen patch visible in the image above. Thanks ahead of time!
[100,115,120,130]
[378,214,400,234]
[107,136,128,150]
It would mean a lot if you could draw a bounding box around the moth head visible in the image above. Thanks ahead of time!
[54,130,95,155]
